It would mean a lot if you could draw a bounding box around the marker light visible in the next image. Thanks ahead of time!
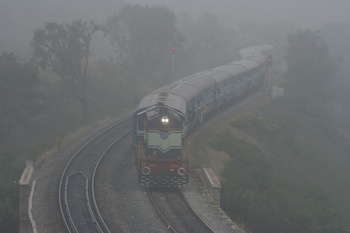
[177,167,186,176]
[142,166,151,175]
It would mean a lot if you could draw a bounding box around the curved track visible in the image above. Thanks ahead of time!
[147,189,215,233]
[58,118,132,233]
[56,91,264,232]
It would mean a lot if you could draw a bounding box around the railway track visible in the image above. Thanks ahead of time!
[57,116,215,233]
[56,116,220,232]
[147,189,215,233]
[58,117,132,233]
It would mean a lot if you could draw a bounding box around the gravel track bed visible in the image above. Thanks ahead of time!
[31,152,68,233]
[182,171,244,233]
[149,189,214,233]
[95,134,168,233]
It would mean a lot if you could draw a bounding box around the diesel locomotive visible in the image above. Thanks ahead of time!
[132,45,273,187]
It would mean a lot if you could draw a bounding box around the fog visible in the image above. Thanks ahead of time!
[1,0,350,59]
[128,0,350,28]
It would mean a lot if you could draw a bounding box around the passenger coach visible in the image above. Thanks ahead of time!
[132,45,273,187]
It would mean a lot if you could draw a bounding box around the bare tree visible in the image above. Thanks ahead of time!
[31,20,99,123]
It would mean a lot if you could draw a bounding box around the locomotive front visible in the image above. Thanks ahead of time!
[133,102,189,188]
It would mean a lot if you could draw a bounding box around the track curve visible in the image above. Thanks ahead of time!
[147,189,215,233]
[58,118,132,233]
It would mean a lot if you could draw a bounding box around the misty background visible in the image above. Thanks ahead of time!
[1,0,350,60]
[1,0,350,232]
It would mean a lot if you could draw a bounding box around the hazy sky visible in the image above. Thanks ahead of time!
[1,0,350,58]
[127,0,350,28]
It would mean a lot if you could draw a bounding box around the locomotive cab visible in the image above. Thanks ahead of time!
[134,104,189,187]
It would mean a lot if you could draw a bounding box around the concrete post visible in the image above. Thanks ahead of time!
[199,168,222,206]
[18,160,34,233]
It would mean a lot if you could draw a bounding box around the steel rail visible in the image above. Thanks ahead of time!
[147,189,214,233]
[179,190,215,233]
[146,190,177,232]
[91,129,131,233]
[58,116,132,233]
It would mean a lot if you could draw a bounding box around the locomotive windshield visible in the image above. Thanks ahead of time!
[148,110,182,130]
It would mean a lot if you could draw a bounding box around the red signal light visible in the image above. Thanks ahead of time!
[268,55,272,65]
[171,42,177,53]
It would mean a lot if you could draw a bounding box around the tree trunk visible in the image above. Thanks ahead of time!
[80,95,88,123]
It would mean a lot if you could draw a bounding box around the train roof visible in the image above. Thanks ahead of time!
[239,44,273,59]
[135,44,273,117]
[245,54,267,65]
[180,72,216,91]
[237,59,262,69]
[215,63,247,80]
[136,92,187,116]
[153,82,199,103]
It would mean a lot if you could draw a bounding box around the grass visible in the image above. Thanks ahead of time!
[191,74,350,232]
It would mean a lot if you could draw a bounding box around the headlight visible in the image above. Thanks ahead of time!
[161,116,169,125]
[177,167,186,176]
[142,166,151,175]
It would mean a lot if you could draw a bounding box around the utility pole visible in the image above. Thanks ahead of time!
[171,42,176,80]
[268,55,272,95]
[171,53,175,75]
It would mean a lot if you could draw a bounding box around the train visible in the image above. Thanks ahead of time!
[132,45,273,188]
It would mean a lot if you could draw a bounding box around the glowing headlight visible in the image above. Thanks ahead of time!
[161,116,169,125]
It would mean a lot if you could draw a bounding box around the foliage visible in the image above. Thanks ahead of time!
[105,4,182,75]
[0,150,19,233]
[0,52,51,231]
[213,130,349,233]
[284,29,337,96]
[1,6,349,232]
[0,53,44,144]
[211,28,349,231]
[31,20,99,123]
[321,22,350,68]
